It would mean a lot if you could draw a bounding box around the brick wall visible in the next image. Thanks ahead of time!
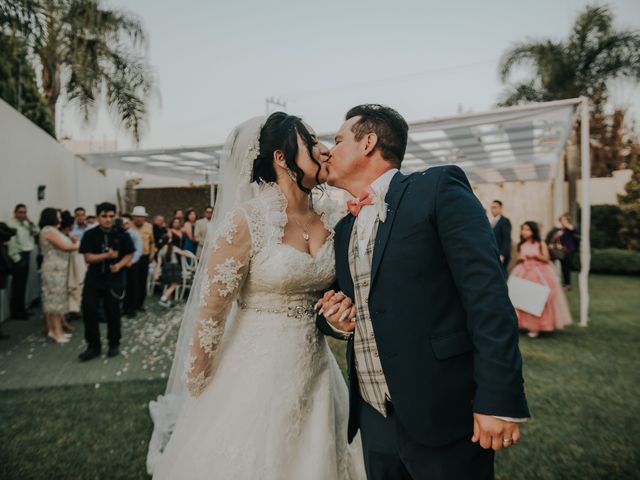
[133,185,214,220]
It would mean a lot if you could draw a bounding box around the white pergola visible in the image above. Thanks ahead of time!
[83,98,591,326]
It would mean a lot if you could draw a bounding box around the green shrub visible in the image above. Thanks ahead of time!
[584,205,625,249]
[572,248,640,275]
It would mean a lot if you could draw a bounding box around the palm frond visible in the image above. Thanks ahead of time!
[498,40,565,83]
[497,81,548,107]
[568,4,614,54]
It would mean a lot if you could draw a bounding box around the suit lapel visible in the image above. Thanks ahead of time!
[336,214,356,294]
[370,172,409,285]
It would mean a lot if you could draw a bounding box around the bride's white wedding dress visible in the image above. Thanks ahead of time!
[152,183,364,479]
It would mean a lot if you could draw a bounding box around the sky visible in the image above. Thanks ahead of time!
[58,0,640,151]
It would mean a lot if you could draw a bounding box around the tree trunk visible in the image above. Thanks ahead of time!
[39,3,61,137]
[40,60,61,135]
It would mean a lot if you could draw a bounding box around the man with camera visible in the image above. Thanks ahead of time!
[78,202,134,361]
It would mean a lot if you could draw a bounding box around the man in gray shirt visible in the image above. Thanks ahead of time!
[7,204,39,319]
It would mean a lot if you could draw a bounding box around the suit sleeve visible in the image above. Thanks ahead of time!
[434,166,529,418]
[500,219,512,259]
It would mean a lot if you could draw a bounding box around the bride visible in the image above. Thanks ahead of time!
[147,113,365,479]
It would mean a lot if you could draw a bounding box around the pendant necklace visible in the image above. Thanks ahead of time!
[291,213,313,242]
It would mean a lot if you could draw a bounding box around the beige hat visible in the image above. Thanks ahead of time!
[131,206,148,217]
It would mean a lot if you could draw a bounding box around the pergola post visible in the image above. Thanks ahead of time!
[553,153,565,280]
[554,154,565,222]
[579,97,591,327]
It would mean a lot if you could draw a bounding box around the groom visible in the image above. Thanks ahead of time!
[316,104,529,479]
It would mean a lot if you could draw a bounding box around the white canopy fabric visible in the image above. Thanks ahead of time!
[83,98,581,185]
[323,98,581,184]
[83,144,224,182]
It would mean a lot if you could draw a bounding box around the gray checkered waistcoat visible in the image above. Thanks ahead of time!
[349,220,391,416]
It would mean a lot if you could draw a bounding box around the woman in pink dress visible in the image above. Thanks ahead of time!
[510,221,572,337]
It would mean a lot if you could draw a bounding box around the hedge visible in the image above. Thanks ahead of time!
[572,248,640,275]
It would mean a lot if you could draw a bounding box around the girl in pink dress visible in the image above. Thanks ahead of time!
[510,221,572,337]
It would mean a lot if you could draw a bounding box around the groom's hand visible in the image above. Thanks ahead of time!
[472,413,520,451]
[315,290,357,334]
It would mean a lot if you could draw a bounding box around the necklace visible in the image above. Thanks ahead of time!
[290,212,313,242]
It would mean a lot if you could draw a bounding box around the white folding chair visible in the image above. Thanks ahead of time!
[147,260,161,296]
[177,253,198,301]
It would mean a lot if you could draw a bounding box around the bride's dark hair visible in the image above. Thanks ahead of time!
[251,112,322,194]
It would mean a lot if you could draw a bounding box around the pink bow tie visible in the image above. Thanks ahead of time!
[346,187,375,217]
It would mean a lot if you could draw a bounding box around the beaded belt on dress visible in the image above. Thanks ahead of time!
[238,302,316,319]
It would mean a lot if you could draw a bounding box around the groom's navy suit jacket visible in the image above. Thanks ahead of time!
[317,165,530,447]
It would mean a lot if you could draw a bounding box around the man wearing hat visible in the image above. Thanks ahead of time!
[131,206,156,311]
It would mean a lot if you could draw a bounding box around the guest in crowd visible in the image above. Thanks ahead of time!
[78,202,134,361]
[490,200,512,273]
[194,205,213,257]
[550,213,579,290]
[59,210,75,235]
[510,221,572,337]
[168,217,183,248]
[0,222,17,339]
[57,211,77,332]
[152,214,168,250]
[38,208,78,343]
[7,204,40,320]
[131,206,156,312]
[155,240,191,308]
[173,209,184,221]
[68,207,90,319]
[181,208,199,255]
[122,214,143,319]
[70,207,92,240]
[86,215,97,226]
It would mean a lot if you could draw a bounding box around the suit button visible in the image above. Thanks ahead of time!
[373,351,379,358]
[362,280,369,287]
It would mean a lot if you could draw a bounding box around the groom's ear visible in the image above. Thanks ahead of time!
[363,133,379,157]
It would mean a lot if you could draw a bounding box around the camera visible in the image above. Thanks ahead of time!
[102,219,128,266]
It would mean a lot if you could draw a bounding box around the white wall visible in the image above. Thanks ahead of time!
[473,169,633,242]
[473,181,555,241]
[0,98,117,220]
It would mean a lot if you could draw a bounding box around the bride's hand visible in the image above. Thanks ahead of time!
[315,290,357,333]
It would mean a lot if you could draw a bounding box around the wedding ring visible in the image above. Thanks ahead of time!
[502,438,513,445]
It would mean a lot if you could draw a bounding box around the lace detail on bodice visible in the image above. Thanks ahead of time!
[183,183,337,396]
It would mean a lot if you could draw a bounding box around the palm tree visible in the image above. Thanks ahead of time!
[498,4,640,220]
[498,4,640,108]
[30,0,155,142]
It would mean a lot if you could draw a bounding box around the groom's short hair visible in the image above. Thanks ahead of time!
[345,104,408,167]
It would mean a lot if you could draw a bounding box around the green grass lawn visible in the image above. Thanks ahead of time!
[1,274,638,479]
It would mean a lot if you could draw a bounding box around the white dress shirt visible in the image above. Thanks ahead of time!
[354,168,398,257]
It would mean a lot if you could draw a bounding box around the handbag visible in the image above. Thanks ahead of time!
[549,244,566,261]
[507,274,551,317]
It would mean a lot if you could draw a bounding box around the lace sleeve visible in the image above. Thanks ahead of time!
[184,209,252,396]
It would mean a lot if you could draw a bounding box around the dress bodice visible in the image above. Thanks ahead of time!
[238,183,336,308]
[519,241,545,266]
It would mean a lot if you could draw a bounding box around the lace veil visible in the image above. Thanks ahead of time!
[146,116,265,474]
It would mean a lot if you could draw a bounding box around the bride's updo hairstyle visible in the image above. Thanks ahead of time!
[251,111,322,194]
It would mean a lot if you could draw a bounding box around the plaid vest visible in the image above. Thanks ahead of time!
[349,220,391,416]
